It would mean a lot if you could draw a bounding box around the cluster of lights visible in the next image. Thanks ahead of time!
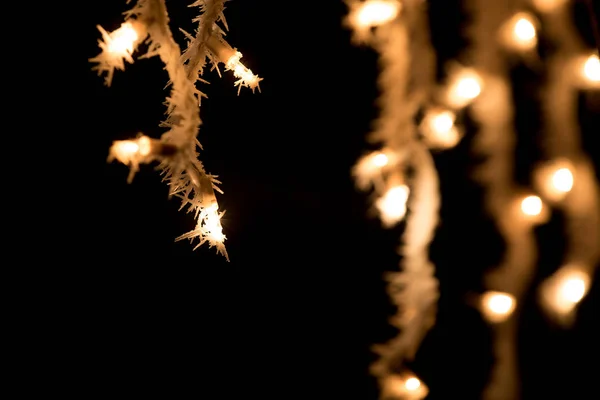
[92,1,262,259]
[348,0,599,395]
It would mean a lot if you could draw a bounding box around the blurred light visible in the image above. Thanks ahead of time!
[107,22,140,56]
[501,12,538,51]
[521,195,543,216]
[353,0,401,28]
[447,69,482,108]
[420,109,462,149]
[372,152,389,167]
[480,291,516,323]
[551,167,574,193]
[583,54,600,83]
[376,184,410,227]
[533,159,575,202]
[539,265,591,324]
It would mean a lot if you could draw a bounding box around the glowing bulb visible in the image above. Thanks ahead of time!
[559,276,587,304]
[355,0,401,27]
[513,17,536,45]
[383,374,429,399]
[456,77,481,100]
[540,266,590,322]
[551,167,574,193]
[431,111,454,133]
[515,18,535,40]
[204,204,226,243]
[353,150,398,190]
[447,70,482,108]
[225,52,262,93]
[421,109,461,149]
[372,152,389,167]
[108,135,154,166]
[521,195,542,216]
[480,291,516,323]
[583,54,600,83]
[107,22,139,56]
[405,377,421,391]
[376,184,410,227]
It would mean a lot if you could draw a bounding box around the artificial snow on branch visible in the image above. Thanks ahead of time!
[466,2,539,399]
[346,1,441,397]
[534,0,600,327]
[348,0,599,398]
[91,0,262,260]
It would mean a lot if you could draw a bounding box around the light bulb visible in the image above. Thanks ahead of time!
[521,195,543,216]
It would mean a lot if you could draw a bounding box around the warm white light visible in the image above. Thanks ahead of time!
[107,22,139,56]
[447,70,482,108]
[513,17,536,46]
[500,13,538,51]
[583,54,600,83]
[405,377,421,391]
[551,167,574,193]
[372,152,389,167]
[353,150,398,190]
[481,291,516,323]
[421,109,462,149]
[456,77,481,100]
[383,374,429,399]
[534,159,575,202]
[376,184,410,227]
[431,111,454,133]
[203,204,226,243]
[354,0,401,28]
[225,52,262,94]
[108,135,152,166]
[559,276,587,303]
[514,18,536,40]
[521,195,543,216]
[540,266,591,323]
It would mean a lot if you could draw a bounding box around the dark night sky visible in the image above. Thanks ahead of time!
[63,0,600,398]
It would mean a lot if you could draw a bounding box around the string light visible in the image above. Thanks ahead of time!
[539,265,591,324]
[446,69,483,108]
[534,159,575,202]
[376,184,410,227]
[520,194,543,216]
[382,374,429,400]
[108,135,153,166]
[420,108,462,149]
[349,0,401,29]
[353,149,401,190]
[582,53,600,83]
[106,22,140,56]
[480,291,517,323]
[345,0,402,42]
[205,36,262,93]
[224,52,262,94]
[90,20,146,85]
[500,12,538,51]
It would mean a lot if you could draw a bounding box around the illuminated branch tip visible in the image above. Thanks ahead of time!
[345,0,402,42]
[206,36,262,94]
[90,20,147,85]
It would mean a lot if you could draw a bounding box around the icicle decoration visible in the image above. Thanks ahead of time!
[91,0,262,260]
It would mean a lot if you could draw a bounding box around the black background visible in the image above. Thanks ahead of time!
[58,0,600,398]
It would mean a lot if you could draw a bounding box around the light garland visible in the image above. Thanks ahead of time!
[345,0,599,398]
[90,0,261,260]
